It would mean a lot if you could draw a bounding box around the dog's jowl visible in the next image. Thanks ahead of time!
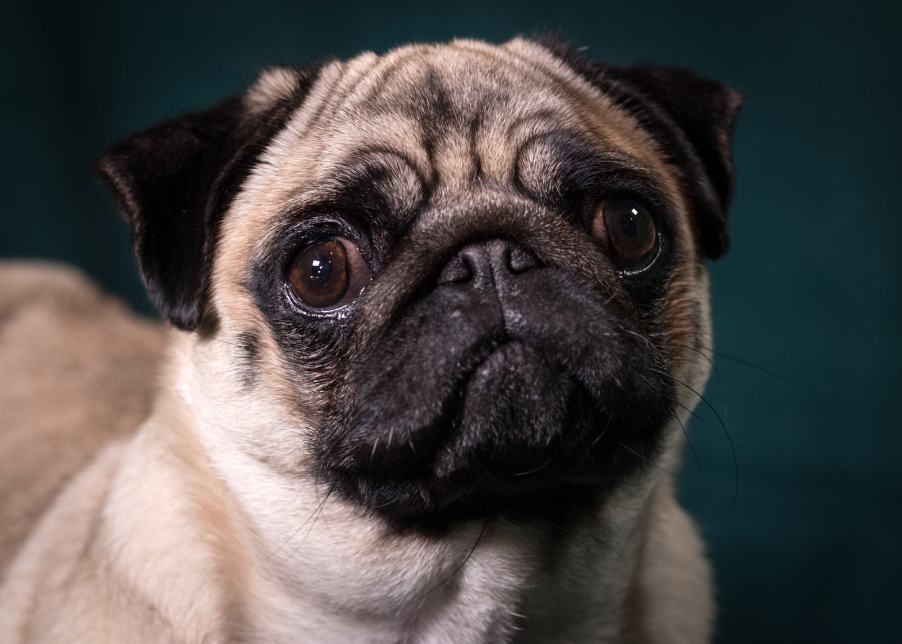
[0,37,740,643]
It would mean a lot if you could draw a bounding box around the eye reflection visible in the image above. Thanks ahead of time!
[591,197,658,267]
[288,237,371,310]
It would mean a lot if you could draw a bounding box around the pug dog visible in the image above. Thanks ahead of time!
[0,36,740,643]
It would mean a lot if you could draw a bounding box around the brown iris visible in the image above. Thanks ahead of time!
[591,197,658,267]
[288,237,370,309]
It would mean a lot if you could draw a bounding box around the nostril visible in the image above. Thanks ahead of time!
[508,245,541,273]
[437,251,475,285]
[437,239,541,287]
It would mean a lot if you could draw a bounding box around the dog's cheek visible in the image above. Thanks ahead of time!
[189,277,339,475]
[665,257,713,397]
[639,184,710,391]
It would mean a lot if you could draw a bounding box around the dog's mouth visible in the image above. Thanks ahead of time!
[320,325,672,525]
[326,342,584,523]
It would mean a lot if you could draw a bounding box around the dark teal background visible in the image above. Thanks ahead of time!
[3,1,900,641]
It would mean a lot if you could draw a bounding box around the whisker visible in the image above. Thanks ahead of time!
[673,412,703,480]
[425,521,488,596]
[668,341,728,420]
[617,441,677,477]
[667,337,834,412]
[369,437,380,472]
[511,457,552,477]
[650,367,739,502]
[711,349,839,412]
[591,413,613,446]
[285,488,334,562]
[271,485,331,560]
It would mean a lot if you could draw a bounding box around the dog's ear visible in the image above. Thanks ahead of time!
[533,37,742,260]
[98,65,319,330]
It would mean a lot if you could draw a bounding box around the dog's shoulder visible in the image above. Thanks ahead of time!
[0,262,166,577]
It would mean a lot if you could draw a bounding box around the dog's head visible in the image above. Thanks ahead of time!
[99,38,740,528]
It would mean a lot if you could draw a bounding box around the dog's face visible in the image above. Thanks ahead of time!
[100,38,739,528]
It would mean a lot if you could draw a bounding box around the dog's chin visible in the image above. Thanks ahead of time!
[321,338,669,528]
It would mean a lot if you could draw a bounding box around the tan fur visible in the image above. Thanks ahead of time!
[1,39,717,643]
[0,263,164,578]
[246,66,301,112]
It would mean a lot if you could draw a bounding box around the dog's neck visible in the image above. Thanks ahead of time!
[104,337,674,642]
[228,453,656,643]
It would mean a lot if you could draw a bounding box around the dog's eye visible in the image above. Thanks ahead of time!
[288,237,371,310]
[592,197,658,267]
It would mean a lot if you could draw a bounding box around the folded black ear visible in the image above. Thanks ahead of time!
[98,65,320,330]
[533,37,742,260]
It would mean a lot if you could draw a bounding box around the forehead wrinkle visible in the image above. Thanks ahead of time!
[504,39,679,175]
[319,147,426,216]
[341,45,436,118]
[442,42,615,183]
[450,39,569,96]
[504,109,568,141]
[477,109,579,188]
[280,61,346,147]
[327,48,422,129]
[355,43,531,123]
[515,132,669,210]
[467,114,483,183]
[308,113,434,187]
[484,115,588,197]
[260,56,380,186]
[354,45,581,192]
[499,40,670,171]
[327,56,472,192]
[343,49,443,121]
[252,145,425,236]
[342,44,585,190]
[261,61,344,166]
[315,51,380,132]
[430,133,473,195]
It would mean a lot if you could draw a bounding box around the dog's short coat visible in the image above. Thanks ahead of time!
[0,37,740,643]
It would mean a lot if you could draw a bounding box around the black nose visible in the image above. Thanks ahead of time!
[437,239,542,288]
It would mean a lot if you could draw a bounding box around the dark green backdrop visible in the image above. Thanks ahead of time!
[3,1,900,641]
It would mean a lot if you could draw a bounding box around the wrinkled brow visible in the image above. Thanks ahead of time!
[515,129,674,220]
[320,148,428,219]
[267,148,428,238]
